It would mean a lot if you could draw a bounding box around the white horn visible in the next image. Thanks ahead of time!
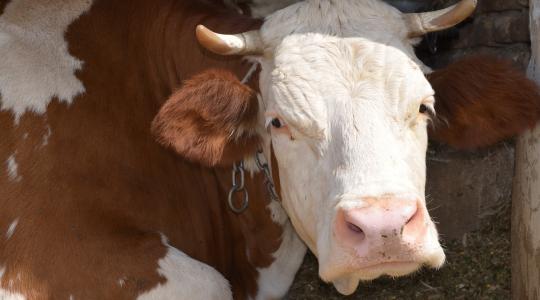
[405,0,477,37]
[196,25,263,56]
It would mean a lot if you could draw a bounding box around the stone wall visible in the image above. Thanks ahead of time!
[420,0,531,239]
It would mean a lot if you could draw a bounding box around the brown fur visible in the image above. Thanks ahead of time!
[428,55,540,149]
[152,69,261,167]
[0,1,279,300]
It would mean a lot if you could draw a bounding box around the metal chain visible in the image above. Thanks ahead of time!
[227,150,281,214]
[255,150,280,202]
[227,63,264,213]
[228,161,249,213]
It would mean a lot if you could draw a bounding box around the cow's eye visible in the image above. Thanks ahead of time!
[419,104,428,114]
[271,118,283,128]
[265,115,288,133]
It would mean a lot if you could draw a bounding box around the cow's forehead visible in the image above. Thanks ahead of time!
[268,35,433,136]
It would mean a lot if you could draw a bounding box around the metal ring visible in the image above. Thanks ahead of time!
[231,162,245,190]
[255,151,266,169]
[265,182,280,202]
[228,187,249,214]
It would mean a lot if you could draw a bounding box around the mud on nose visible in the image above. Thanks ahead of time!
[335,196,427,256]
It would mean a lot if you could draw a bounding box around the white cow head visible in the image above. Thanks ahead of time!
[157,0,477,295]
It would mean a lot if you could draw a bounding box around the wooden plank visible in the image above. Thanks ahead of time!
[511,1,540,298]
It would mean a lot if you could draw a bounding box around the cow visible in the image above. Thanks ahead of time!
[225,0,299,17]
[1,0,539,299]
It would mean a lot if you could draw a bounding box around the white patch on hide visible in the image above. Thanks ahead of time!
[42,125,52,147]
[0,266,26,300]
[5,218,18,240]
[0,0,93,124]
[266,200,288,225]
[117,277,126,288]
[136,234,232,300]
[255,219,306,300]
[0,287,22,299]
[6,154,21,182]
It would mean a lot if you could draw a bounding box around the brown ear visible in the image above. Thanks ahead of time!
[152,69,261,166]
[427,55,540,149]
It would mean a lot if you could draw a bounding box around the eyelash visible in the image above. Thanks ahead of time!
[266,116,294,140]
[418,103,436,123]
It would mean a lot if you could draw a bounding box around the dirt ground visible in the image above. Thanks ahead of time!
[286,202,511,299]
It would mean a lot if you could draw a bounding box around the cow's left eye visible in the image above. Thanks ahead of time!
[271,118,283,128]
[419,104,428,114]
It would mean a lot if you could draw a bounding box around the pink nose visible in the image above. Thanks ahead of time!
[335,197,427,256]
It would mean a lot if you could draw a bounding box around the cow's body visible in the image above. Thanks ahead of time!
[2,0,540,299]
[0,1,306,299]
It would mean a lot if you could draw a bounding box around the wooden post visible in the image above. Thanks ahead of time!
[511,1,540,298]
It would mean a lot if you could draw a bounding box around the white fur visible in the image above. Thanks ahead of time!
[5,154,21,182]
[42,125,52,147]
[117,277,126,288]
[250,125,307,299]
[137,235,232,300]
[248,0,299,17]
[251,0,446,294]
[255,219,306,300]
[5,218,18,240]
[0,266,26,300]
[0,0,92,124]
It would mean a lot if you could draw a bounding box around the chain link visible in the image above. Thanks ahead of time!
[228,161,249,213]
[255,150,280,202]
[227,151,281,214]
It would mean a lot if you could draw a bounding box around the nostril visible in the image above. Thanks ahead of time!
[401,206,419,235]
[406,206,419,224]
[402,203,427,241]
[335,210,368,246]
[346,221,363,234]
[344,220,366,242]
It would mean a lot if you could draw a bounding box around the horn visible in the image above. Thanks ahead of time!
[405,0,477,37]
[196,25,263,56]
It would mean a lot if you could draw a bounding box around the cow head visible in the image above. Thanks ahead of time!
[153,0,540,295]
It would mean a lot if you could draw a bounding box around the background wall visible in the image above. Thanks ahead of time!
[423,0,529,240]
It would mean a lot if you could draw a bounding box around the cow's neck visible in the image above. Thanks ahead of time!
[137,0,263,103]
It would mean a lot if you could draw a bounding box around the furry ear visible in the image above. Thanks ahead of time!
[427,55,540,149]
[152,69,261,166]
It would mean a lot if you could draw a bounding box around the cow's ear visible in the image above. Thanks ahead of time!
[427,55,540,149]
[152,69,261,166]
